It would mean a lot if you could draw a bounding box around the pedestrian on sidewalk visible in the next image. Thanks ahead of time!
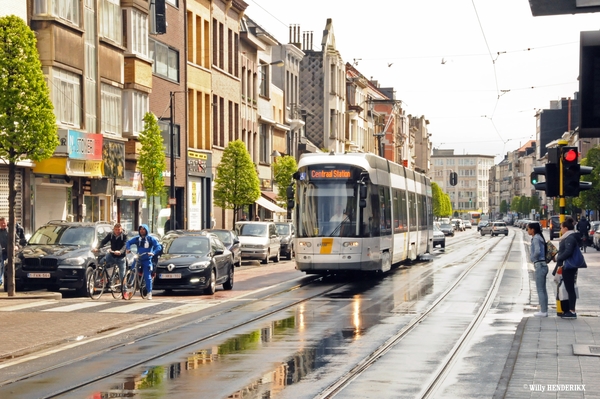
[553,218,580,319]
[528,222,548,317]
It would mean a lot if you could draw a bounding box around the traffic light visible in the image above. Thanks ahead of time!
[531,164,559,197]
[449,172,457,186]
[561,146,593,196]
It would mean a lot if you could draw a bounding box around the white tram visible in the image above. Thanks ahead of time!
[290,152,433,274]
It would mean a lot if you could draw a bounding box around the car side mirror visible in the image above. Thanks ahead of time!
[214,248,224,255]
[233,238,239,244]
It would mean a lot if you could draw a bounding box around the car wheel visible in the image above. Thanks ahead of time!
[441,242,445,248]
[480,231,485,236]
[274,250,280,263]
[76,267,93,297]
[223,266,234,290]
[204,269,216,295]
[262,250,270,265]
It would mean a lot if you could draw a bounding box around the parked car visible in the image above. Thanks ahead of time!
[589,221,600,241]
[235,221,281,264]
[274,222,295,260]
[439,223,455,237]
[477,221,489,232]
[201,229,241,267]
[153,231,234,295]
[593,224,600,250]
[464,220,472,229]
[433,225,446,249]
[480,221,509,236]
[12,220,113,295]
[549,216,561,240]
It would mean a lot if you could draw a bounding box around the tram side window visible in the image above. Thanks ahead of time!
[399,189,407,232]
[418,193,427,230]
[366,188,380,237]
[381,187,391,236]
[408,192,417,231]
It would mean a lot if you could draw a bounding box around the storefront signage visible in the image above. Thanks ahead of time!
[102,140,125,179]
[187,150,212,177]
[68,130,103,160]
[67,159,103,177]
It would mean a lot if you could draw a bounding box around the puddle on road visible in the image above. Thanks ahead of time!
[87,272,438,398]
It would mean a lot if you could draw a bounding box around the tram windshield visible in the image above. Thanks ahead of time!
[297,180,359,238]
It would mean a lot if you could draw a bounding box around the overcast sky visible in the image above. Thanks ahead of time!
[245,0,600,162]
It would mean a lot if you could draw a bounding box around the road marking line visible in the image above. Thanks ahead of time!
[44,302,108,312]
[99,301,161,313]
[0,300,57,312]
[157,302,215,315]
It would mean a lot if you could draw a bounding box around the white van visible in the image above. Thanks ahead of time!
[156,208,170,236]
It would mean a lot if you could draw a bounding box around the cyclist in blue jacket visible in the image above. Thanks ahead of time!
[126,224,161,300]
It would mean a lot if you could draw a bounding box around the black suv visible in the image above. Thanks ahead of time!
[549,216,560,240]
[275,222,295,260]
[13,220,113,296]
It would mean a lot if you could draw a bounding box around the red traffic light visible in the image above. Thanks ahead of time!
[564,149,578,162]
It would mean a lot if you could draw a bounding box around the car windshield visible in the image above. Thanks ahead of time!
[238,224,267,237]
[165,236,209,255]
[276,224,290,235]
[210,231,231,245]
[29,225,95,246]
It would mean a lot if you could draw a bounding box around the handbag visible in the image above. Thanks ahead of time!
[564,246,587,270]
[546,241,558,263]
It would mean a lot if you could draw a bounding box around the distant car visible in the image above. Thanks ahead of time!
[153,231,234,295]
[274,222,295,260]
[464,220,472,229]
[439,223,455,237]
[433,225,446,249]
[589,221,600,241]
[235,221,281,264]
[451,219,465,232]
[481,221,509,237]
[477,221,489,232]
[593,224,600,250]
[13,220,113,295]
[202,229,241,267]
[549,216,561,240]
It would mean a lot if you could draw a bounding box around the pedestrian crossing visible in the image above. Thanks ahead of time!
[0,298,221,315]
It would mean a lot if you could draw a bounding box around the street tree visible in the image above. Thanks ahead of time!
[0,16,58,296]
[500,200,508,214]
[273,155,297,220]
[214,140,260,226]
[441,192,452,217]
[138,112,166,233]
[432,182,443,218]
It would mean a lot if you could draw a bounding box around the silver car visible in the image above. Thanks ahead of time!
[235,222,281,264]
[480,221,509,237]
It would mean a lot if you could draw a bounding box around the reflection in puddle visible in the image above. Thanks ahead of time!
[90,272,436,398]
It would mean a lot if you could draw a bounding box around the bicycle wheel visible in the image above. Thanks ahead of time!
[122,268,137,300]
[110,268,122,299]
[139,273,148,299]
[88,267,106,300]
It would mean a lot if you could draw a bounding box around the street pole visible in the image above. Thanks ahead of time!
[558,139,567,231]
[170,92,176,231]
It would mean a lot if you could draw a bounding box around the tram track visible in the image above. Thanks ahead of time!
[315,232,515,399]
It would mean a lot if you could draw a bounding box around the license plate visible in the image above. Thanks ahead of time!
[28,273,50,278]
[159,273,181,279]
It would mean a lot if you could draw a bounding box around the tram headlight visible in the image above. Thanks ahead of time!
[298,241,312,248]
[343,241,359,247]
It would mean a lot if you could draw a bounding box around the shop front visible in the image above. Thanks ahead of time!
[187,150,212,230]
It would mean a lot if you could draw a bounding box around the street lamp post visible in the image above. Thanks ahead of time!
[168,91,185,231]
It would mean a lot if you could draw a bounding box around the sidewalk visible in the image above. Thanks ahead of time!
[498,242,600,398]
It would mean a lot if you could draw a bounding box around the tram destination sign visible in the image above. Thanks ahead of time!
[308,168,352,179]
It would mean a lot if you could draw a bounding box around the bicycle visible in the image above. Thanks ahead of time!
[87,251,122,300]
[122,252,155,300]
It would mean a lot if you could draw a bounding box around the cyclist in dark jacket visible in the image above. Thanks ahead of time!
[576,216,591,247]
[93,223,128,279]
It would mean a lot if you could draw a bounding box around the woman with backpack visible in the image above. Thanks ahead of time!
[528,222,548,317]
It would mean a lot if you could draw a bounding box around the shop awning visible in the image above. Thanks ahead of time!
[256,196,287,213]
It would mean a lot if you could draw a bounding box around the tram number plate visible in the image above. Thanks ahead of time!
[159,273,181,279]
[28,273,50,278]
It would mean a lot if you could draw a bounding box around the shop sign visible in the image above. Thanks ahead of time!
[68,130,103,160]
[187,151,212,177]
[102,140,125,179]
[67,159,103,177]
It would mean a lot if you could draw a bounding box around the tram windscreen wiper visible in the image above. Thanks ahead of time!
[329,216,349,237]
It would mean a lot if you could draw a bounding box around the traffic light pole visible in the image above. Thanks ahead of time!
[558,140,567,230]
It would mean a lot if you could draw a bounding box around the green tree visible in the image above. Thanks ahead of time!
[511,196,521,214]
[500,200,508,214]
[273,155,297,206]
[214,140,260,226]
[0,16,58,296]
[530,195,540,215]
[432,182,443,218]
[442,192,452,217]
[138,112,166,233]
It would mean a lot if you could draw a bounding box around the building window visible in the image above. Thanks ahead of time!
[34,0,80,26]
[166,0,178,6]
[52,68,82,128]
[100,0,122,44]
[123,8,148,57]
[159,121,180,157]
[149,39,179,81]
[259,64,268,97]
[259,124,267,163]
[101,83,122,135]
[123,90,148,136]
